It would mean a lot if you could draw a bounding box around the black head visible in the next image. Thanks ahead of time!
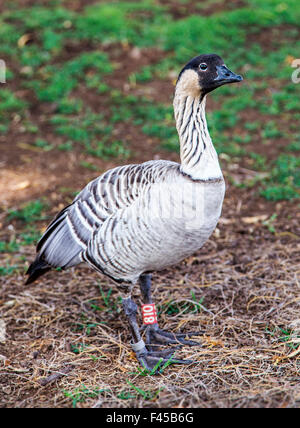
[176,54,243,96]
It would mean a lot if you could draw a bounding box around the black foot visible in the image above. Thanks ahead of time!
[131,339,195,372]
[137,348,194,372]
[145,324,201,349]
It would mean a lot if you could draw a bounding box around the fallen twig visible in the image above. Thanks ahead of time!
[39,365,74,386]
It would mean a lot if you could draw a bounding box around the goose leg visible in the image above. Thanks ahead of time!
[122,297,193,371]
[139,274,201,348]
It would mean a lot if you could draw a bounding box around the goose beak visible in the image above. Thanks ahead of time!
[214,65,243,85]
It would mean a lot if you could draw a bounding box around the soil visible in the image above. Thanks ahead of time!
[158,0,247,19]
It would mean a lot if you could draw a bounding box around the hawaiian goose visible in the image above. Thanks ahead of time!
[26,54,242,370]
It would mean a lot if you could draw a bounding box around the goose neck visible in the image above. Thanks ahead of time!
[173,92,222,181]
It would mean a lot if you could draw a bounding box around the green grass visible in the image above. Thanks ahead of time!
[0,0,299,201]
[1,202,45,262]
[260,154,300,201]
[286,140,300,152]
[27,51,113,102]
[158,291,205,316]
[125,379,163,397]
[73,318,107,335]
[51,110,130,159]
[266,325,300,352]
[0,226,42,256]
[0,89,27,113]
[262,213,277,233]
[0,90,27,133]
[80,160,98,171]
[91,284,122,314]
[33,138,54,151]
[63,384,109,408]
[56,98,83,115]
[7,200,47,224]
[0,240,20,253]
[0,264,20,276]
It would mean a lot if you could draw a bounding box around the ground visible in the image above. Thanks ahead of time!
[0,0,300,408]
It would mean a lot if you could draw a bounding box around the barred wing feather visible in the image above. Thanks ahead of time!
[26,160,176,284]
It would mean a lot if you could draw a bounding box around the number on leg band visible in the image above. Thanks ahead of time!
[141,304,157,325]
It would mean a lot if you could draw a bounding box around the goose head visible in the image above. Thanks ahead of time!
[176,54,243,98]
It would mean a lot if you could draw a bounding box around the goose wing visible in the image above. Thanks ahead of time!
[26,160,176,283]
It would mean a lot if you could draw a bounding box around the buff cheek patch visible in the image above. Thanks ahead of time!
[141,304,157,325]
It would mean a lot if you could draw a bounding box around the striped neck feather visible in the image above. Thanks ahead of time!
[173,92,222,181]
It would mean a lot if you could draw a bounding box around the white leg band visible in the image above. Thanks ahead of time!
[131,339,146,353]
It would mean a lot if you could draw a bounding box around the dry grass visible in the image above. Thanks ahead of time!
[1,195,300,408]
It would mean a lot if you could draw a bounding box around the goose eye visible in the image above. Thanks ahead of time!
[199,63,208,71]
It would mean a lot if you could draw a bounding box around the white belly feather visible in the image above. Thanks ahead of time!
[90,174,225,283]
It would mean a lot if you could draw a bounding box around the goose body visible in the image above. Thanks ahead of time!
[26,54,242,371]
[39,159,224,283]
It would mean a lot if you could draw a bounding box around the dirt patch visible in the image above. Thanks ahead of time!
[103,45,167,91]
[0,0,101,12]
[63,0,106,12]
[158,0,247,19]
[246,24,300,51]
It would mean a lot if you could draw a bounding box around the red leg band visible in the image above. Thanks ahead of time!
[141,303,157,325]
